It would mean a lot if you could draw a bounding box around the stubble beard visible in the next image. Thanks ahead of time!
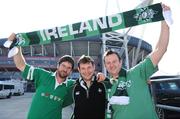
[58,71,68,79]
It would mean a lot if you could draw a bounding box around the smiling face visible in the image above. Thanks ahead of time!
[78,62,95,82]
[104,53,122,79]
[57,61,73,80]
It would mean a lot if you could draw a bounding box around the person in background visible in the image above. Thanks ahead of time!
[103,4,171,119]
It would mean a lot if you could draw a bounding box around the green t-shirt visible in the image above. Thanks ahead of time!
[108,57,159,119]
[22,64,74,119]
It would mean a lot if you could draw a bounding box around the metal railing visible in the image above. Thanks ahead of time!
[149,76,180,112]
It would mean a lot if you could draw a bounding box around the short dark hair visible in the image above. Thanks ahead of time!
[103,50,121,62]
[58,55,74,69]
[78,55,94,68]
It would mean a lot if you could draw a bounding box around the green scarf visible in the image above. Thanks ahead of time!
[11,3,163,47]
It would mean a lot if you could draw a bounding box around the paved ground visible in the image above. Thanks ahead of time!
[0,92,73,119]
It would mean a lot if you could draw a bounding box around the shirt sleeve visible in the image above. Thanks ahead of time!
[21,64,49,88]
[62,80,75,107]
[22,64,36,81]
[129,57,158,80]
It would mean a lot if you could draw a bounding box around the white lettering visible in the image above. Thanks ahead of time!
[57,26,68,37]
[93,17,108,30]
[108,14,122,27]
[40,30,47,41]
[79,21,93,33]
[45,28,58,40]
[69,24,79,35]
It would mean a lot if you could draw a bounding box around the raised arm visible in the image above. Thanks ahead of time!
[150,4,170,67]
[8,33,26,71]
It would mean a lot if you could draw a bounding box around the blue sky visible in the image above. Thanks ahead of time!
[0,0,179,75]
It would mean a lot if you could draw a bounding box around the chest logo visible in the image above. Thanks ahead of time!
[75,91,80,95]
[41,92,62,102]
[117,80,132,90]
[98,88,102,93]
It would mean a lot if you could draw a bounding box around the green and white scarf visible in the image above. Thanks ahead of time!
[4,3,167,58]
[13,3,164,47]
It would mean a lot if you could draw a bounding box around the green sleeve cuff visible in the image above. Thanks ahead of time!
[148,57,158,73]
[22,64,31,79]
[145,57,158,79]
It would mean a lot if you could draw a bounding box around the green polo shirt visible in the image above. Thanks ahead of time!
[22,64,74,119]
[109,57,158,119]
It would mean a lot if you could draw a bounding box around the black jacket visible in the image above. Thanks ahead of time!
[72,76,106,119]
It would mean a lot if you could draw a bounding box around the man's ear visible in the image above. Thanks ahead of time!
[93,64,95,70]
[57,63,59,69]
[120,59,123,65]
[77,67,80,72]
[104,63,107,69]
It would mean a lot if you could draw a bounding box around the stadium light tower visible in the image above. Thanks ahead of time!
[102,0,153,75]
